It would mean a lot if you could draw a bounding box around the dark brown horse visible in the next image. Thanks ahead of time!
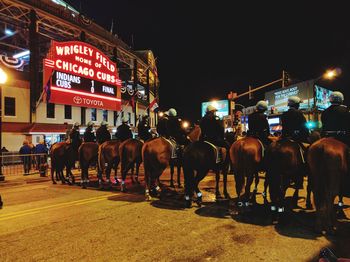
[98,140,121,189]
[50,142,75,184]
[79,142,99,189]
[183,140,230,208]
[230,137,263,208]
[265,139,308,217]
[142,137,172,200]
[307,137,349,234]
[119,138,143,192]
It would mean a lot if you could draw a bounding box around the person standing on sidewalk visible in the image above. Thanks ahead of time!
[19,140,32,175]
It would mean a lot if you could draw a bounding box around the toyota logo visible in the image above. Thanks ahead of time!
[73,96,82,104]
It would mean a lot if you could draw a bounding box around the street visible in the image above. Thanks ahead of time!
[0,169,349,262]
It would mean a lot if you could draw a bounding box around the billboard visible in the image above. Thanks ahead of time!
[315,85,332,110]
[201,100,229,119]
[43,41,121,110]
[265,81,314,113]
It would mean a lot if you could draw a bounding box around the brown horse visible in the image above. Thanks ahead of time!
[119,138,143,192]
[50,142,75,184]
[230,137,264,208]
[98,140,121,189]
[79,142,99,189]
[142,137,172,200]
[307,137,349,234]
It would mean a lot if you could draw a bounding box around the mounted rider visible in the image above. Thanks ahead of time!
[156,111,169,137]
[248,100,270,145]
[69,122,82,152]
[137,114,152,141]
[167,108,188,145]
[200,105,226,163]
[96,121,111,145]
[281,96,309,144]
[83,121,96,143]
[116,116,133,142]
[321,91,350,146]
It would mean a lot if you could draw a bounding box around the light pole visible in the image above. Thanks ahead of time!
[0,67,8,181]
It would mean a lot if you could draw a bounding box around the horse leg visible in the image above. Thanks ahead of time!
[337,194,347,219]
[81,165,86,189]
[306,178,312,209]
[131,163,135,184]
[144,168,152,201]
[177,162,182,188]
[244,174,254,208]
[194,170,207,207]
[183,166,195,208]
[263,173,269,205]
[252,172,259,202]
[114,160,120,185]
[121,162,133,193]
[215,171,222,200]
[234,171,244,208]
[135,162,140,184]
[170,161,175,188]
[51,166,57,184]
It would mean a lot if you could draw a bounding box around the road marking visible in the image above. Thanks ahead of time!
[0,194,116,222]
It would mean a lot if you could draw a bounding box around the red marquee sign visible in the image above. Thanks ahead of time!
[43,41,121,111]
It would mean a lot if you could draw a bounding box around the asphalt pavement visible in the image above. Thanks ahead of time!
[0,168,349,262]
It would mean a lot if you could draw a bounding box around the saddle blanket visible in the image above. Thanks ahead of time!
[204,141,222,164]
[164,138,178,159]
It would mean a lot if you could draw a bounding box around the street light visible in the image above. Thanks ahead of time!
[323,68,341,80]
[0,67,8,181]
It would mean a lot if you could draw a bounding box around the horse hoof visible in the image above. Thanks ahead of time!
[81,184,87,189]
[196,196,202,207]
[224,193,231,200]
[121,184,127,193]
[185,200,192,208]
[216,194,223,200]
[52,181,57,185]
[145,194,152,201]
[306,203,313,210]
[337,209,348,220]
[177,184,183,189]
[98,184,104,190]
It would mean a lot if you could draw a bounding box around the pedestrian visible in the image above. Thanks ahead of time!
[19,140,32,175]
[35,140,48,170]
[1,147,9,153]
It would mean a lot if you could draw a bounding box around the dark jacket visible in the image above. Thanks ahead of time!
[321,104,350,132]
[167,116,186,144]
[84,127,96,142]
[281,107,309,141]
[96,126,111,144]
[138,119,152,141]
[157,116,169,137]
[35,144,48,154]
[248,111,270,139]
[19,144,32,155]
[116,123,133,142]
[69,129,82,150]
[199,113,224,146]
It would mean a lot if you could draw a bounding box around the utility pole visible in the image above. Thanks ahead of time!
[248,85,252,100]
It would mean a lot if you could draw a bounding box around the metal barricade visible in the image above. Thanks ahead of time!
[0,153,49,176]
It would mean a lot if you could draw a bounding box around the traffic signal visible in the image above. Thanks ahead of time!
[282,70,290,87]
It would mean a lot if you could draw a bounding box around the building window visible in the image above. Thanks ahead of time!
[4,97,15,116]
[47,103,55,118]
[64,105,72,119]
[81,107,86,125]
[114,111,119,126]
[103,110,108,122]
[91,108,96,121]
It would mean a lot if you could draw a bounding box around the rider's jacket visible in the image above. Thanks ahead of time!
[83,127,96,142]
[168,116,187,145]
[199,113,225,147]
[96,126,111,144]
[138,119,152,141]
[116,123,133,142]
[281,107,309,142]
[322,104,350,133]
[157,116,169,137]
[248,111,270,140]
[69,128,82,150]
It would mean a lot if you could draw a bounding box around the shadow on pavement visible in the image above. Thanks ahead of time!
[151,188,186,210]
[195,201,231,219]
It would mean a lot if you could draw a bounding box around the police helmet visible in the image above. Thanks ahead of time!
[122,116,129,123]
[168,108,177,117]
[101,120,108,126]
[256,100,268,111]
[329,91,344,104]
[73,122,80,128]
[87,121,94,127]
[206,105,218,113]
[288,96,301,107]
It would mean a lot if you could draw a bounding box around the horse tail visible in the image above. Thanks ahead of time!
[98,143,105,174]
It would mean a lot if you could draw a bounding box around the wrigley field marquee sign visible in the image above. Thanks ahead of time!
[43,41,121,110]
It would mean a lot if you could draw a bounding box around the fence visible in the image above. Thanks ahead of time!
[0,153,49,176]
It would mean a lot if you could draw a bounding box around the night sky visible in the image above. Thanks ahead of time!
[65,1,350,122]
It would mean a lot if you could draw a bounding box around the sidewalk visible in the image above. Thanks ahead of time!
[0,170,50,187]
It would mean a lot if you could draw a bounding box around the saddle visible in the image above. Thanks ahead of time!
[285,138,309,163]
[204,141,226,164]
[164,137,179,159]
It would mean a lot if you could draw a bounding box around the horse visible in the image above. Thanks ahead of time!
[79,142,99,189]
[119,138,143,192]
[98,140,121,189]
[169,125,202,188]
[50,142,75,184]
[229,137,264,209]
[307,137,349,234]
[264,139,309,218]
[183,138,230,208]
[142,137,172,200]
